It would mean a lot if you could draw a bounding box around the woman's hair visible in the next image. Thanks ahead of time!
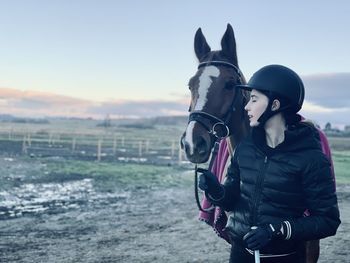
[283,112,301,125]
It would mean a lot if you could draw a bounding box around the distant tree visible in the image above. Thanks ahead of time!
[325,122,332,130]
[97,114,112,128]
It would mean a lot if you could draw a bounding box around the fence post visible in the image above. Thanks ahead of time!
[171,140,175,157]
[72,138,76,152]
[139,141,143,157]
[145,140,149,154]
[121,137,125,147]
[113,134,117,154]
[8,128,12,140]
[51,134,55,145]
[27,133,31,146]
[22,135,27,154]
[97,139,102,161]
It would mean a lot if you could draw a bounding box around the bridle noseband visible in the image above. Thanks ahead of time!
[188,111,230,139]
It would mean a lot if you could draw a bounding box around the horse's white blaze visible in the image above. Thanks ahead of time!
[194,66,220,110]
[184,122,195,155]
[185,66,220,155]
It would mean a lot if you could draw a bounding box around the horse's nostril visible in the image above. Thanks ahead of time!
[196,136,208,155]
[184,142,191,153]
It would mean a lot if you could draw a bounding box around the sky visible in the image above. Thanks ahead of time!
[0,0,349,128]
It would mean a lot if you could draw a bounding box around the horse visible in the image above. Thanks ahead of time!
[180,24,249,165]
[180,24,322,263]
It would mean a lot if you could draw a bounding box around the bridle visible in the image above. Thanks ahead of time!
[189,60,245,140]
[189,60,246,212]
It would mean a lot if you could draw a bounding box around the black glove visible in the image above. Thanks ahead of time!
[197,168,224,200]
[243,223,286,250]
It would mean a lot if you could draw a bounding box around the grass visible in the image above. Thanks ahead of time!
[43,159,192,192]
[39,149,350,192]
[333,151,350,184]
[328,137,350,151]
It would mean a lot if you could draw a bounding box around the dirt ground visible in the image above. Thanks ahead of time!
[0,159,349,263]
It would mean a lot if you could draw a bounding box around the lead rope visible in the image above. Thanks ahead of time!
[194,140,221,212]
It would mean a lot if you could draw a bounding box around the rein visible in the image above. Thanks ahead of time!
[192,60,244,213]
[195,140,221,212]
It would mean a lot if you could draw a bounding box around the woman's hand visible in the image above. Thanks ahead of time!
[197,168,224,200]
[243,223,286,250]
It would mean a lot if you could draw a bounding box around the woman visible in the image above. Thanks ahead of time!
[198,65,340,263]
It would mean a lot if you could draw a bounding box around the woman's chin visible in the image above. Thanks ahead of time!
[249,120,259,127]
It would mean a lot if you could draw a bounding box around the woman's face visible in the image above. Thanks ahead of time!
[244,89,269,127]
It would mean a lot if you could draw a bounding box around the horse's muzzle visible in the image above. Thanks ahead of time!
[180,132,211,164]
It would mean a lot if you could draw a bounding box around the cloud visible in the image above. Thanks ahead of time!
[11,98,50,109]
[297,73,350,128]
[87,100,188,118]
[302,73,350,108]
[302,101,350,113]
[300,101,350,129]
[0,73,349,128]
[0,88,91,106]
[0,87,189,119]
[0,87,95,118]
[300,110,350,129]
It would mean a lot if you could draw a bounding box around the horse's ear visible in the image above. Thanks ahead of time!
[194,28,211,61]
[221,24,237,63]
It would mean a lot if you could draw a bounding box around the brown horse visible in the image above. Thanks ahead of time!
[180,24,249,164]
[180,24,319,263]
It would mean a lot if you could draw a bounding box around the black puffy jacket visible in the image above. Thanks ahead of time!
[211,122,340,255]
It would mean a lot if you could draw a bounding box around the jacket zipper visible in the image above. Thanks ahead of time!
[251,155,268,225]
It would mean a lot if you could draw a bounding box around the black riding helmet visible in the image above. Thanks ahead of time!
[236,64,305,125]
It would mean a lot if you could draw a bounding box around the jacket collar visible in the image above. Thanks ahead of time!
[251,121,321,156]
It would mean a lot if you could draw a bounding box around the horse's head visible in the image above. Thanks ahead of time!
[180,24,249,164]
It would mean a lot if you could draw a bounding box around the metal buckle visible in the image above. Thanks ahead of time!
[211,122,230,139]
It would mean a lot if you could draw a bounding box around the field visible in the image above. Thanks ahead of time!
[0,119,349,262]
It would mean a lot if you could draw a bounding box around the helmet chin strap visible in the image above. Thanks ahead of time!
[256,99,276,126]
[256,99,290,127]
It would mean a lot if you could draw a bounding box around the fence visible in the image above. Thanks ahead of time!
[0,127,188,166]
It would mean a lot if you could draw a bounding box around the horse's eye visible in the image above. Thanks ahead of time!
[225,80,235,90]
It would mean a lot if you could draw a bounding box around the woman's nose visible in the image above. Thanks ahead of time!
[244,102,250,111]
